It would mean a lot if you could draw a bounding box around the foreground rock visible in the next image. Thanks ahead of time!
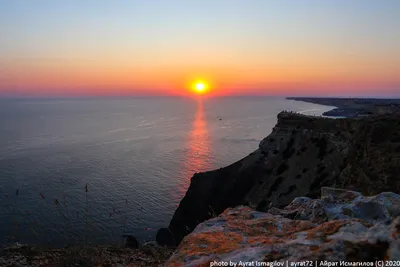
[159,112,400,246]
[167,188,400,265]
[124,235,140,249]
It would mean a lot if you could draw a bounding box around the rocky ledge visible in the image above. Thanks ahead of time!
[167,187,400,266]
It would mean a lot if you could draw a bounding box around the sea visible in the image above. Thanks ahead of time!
[0,96,334,247]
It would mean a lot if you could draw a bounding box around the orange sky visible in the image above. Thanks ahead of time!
[1,1,399,97]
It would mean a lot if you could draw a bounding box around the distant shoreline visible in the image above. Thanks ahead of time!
[287,97,400,118]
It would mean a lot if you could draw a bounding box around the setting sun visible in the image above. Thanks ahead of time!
[196,83,205,92]
[192,81,209,95]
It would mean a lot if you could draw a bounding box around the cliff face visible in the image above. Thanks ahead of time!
[157,112,400,246]
[167,187,400,266]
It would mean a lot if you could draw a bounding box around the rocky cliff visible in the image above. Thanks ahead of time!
[157,112,400,247]
[167,187,400,265]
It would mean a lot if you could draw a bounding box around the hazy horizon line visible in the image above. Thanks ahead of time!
[1,94,400,100]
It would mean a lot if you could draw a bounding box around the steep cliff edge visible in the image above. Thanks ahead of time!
[157,112,400,246]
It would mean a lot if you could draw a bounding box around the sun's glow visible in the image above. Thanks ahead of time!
[192,81,209,94]
[196,83,205,91]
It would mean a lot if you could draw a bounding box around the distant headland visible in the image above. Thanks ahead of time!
[287,97,400,118]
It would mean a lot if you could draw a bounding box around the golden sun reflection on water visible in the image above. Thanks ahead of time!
[176,99,211,197]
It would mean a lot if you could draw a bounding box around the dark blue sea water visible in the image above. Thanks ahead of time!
[0,97,333,247]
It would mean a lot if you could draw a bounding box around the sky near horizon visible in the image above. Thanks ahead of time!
[0,1,399,97]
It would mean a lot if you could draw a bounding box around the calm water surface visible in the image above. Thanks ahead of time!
[0,97,333,247]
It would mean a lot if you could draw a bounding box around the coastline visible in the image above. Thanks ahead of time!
[158,105,400,249]
[287,96,400,118]
[0,97,400,266]
[3,100,400,265]
[286,97,340,117]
